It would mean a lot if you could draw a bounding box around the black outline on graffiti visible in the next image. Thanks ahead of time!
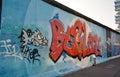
[19,28,48,64]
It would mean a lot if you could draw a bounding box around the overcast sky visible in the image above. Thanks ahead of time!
[55,0,117,30]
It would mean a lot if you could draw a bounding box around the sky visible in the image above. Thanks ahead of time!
[55,0,118,30]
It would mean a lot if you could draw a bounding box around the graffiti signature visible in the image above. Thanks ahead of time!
[19,28,48,64]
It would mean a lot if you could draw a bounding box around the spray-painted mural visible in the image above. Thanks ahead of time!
[111,32,120,56]
[19,28,48,64]
[0,0,119,77]
[49,18,102,63]
[106,30,111,57]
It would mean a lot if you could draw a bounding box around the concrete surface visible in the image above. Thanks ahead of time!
[62,57,120,77]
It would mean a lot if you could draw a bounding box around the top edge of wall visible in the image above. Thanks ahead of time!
[43,0,120,34]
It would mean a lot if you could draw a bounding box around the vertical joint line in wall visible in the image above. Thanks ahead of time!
[0,0,2,29]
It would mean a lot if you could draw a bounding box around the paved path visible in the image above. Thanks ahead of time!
[62,57,120,77]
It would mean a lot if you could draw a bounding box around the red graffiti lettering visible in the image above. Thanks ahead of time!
[49,19,64,62]
[49,19,102,62]
[84,33,102,57]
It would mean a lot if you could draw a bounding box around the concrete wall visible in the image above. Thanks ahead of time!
[0,0,120,77]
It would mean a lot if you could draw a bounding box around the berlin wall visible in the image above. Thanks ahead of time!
[0,0,120,77]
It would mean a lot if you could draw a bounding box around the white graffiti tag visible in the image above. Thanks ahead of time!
[19,29,48,47]
[0,39,23,60]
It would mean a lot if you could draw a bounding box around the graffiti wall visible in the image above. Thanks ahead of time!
[0,0,119,77]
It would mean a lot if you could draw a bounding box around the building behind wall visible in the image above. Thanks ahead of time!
[115,0,120,32]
